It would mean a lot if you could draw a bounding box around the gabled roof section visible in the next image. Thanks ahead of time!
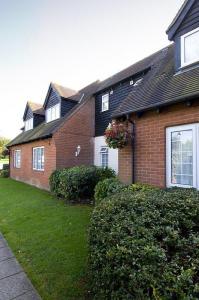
[52,82,77,99]
[43,83,77,109]
[166,0,196,40]
[8,81,100,147]
[23,101,44,121]
[68,80,100,102]
[95,50,166,93]
[113,44,199,117]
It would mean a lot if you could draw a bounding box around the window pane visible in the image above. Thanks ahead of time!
[102,95,109,111]
[101,147,108,168]
[33,148,44,170]
[171,130,193,186]
[184,29,199,64]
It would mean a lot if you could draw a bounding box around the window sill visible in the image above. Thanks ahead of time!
[33,169,44,172]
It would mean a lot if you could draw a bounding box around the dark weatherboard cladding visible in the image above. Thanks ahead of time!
[61,99,77,117]
[95,76,142,136]
[173,0,199,38]
[45,88,60,109]
[24,107,33,121]
[45,86,78,117]
[34,114,45,128]
[169,0,199,70]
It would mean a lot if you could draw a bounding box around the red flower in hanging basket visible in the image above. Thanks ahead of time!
[105,120,130,149]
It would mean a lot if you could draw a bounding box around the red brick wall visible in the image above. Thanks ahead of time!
[53,97,95,169]
[118,101,199,187]
[9,97,95,190]
[10,139,56,190]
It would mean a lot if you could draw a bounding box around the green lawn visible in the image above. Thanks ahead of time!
[0,178,92,300]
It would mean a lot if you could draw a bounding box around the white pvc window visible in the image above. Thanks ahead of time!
[14,150,21,168]
[33,147,44,171]
[101,94,109,112]
[24,118,33,131]
[181,27,199,67]
[166,124,199,188]
[100,147,108,168]
[46,103,60,123]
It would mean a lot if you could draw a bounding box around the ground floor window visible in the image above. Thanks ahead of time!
[100,147,108,167]
[166,124,198,188]
[14,150,21,168]
[33,147,44,171]
[94,136,118,173]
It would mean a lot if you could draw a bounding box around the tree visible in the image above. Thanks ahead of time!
[0,137,10,158]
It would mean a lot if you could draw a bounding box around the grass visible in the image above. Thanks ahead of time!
[0,178,92,300]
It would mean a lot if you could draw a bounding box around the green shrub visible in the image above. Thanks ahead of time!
[49,170,62,196]
[128,182,159,192]
[89,188,199,299]
[49,166,115,201]
[94,178,125,204]
[95,167,116,182]
[0,169,9,178]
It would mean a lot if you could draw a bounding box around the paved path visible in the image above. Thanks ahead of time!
[0,233,41,300]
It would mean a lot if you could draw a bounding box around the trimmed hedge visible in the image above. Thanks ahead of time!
[89,188,199,299]
[94,178,125,204]
[49,166,115,201]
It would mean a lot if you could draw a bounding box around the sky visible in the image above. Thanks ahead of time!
[0,0,184,139]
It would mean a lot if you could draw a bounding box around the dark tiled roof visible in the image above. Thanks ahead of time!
[7,81,100,147]
[95,51,162,93]
[112,44,199,117]
[23,101,44,120]
[51,82,77,99]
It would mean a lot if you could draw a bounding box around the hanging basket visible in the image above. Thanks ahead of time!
[105,120,130,149]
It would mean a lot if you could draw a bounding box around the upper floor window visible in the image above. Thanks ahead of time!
[14,150,21,168]
[46,103,60,123]
[181,27,199,67]
[33,147,44,171]
[101,94,109,112]
[25,118,33,131]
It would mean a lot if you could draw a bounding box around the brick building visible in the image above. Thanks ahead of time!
[8,0,199,190]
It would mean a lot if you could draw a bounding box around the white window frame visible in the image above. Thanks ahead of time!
[46,103,61,123]
[181,27,199,67]
[100,146,108,168]
[14,150,21,168]
[101,94,109,112]
[24,118,33,131]
[33,147,44,171]
[166,124,198,188]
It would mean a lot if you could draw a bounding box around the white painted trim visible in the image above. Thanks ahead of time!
[94,136,118,173]
[46,102,61,123]
[101,94,109,112]
[24,118,33,131]
[181,26,199,67]
[166,123,198,188]
[32,146,45,171]
[14,150,21,168]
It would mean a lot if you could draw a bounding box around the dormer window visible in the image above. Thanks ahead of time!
[102,94,109,112]
[24,118,33,131]
[46,103,60,123]
[181,27,199,67]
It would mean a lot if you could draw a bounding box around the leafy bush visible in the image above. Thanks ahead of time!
[128,182,159,192]
[89,188,199,299]
[94,178,125,204]
[0,169,9,178]
[49,166,115,201]
[49,170,62,196]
